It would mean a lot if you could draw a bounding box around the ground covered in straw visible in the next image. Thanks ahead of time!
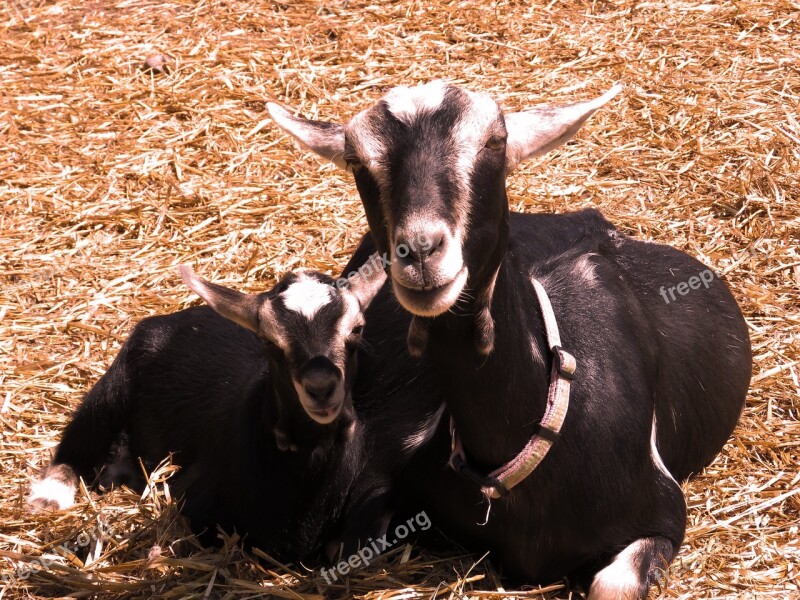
[1,0,798,598]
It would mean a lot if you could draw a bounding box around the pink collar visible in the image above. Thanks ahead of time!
[449,278,576,499]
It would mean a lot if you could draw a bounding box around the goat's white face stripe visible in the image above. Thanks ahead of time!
[281,276,332,319]
[452,90,504,190]
[336,292,363,347]
[384,80,448,124]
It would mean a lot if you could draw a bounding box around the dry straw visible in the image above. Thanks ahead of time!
[1,0,798,598]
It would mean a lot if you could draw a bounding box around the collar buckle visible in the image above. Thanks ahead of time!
[551,345,576,380]
[451,453,510,498]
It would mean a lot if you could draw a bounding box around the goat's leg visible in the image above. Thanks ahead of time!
[326,478,393,564]
[28,343,133,510]
[588,536,678,600]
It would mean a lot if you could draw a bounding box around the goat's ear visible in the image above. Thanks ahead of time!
[266,102,347,169]
[345,253,387,310]
[179,265,261,333]
[504,84,622,173]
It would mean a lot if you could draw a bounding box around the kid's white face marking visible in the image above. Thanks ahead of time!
[280,275,333,320]
[28,476,76,510]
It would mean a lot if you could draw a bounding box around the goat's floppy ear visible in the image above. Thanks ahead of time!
[179,265,261,333]
[345,253,387,310]
[266,102,347,169]
[504,84,622,173]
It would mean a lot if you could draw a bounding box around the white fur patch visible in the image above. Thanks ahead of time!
[402,403,446,451]
[335,292,363,351]
[650,413,678,486]
[384,80,448,123]
[589,539,647,600]
[28,476,75,510]
[571,254,598,285]
[281,276,332,319]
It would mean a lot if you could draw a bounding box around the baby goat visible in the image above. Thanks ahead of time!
[29,259,384,559]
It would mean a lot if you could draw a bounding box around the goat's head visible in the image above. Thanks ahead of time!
[267,82,621,323]
[179,261,385,425]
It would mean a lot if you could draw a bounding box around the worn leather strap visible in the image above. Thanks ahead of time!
[449,277,576,500]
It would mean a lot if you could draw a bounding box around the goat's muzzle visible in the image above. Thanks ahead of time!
[390,224,469,316]
[295,357,345,424]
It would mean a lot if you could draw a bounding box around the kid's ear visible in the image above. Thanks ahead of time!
[179,265,262,333]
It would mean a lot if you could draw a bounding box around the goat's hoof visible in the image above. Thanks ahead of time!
[273,427,298,452]
[324,539,342,563]
[27,496,61,512]
[27,464,77,511]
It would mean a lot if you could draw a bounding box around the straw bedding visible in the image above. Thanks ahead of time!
[1,0,798,597]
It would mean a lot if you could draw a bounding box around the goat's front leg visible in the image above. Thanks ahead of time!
[28,463,78,511]
[588,536,677,600]
[588,469,685,600]
[326,484,392,565]
[272,417,298,452]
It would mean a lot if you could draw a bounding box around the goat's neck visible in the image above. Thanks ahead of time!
[428,250,552,471]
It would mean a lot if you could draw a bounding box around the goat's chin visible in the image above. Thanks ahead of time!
[392,267,468,317]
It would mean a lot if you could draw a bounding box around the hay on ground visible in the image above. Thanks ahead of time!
[1,0,798,598]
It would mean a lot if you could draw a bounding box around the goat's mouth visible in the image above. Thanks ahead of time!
[306,403,343,424]
[391,266,469,317]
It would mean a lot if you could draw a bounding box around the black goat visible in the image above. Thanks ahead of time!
[29,261,386,559]
[267,82,752,598]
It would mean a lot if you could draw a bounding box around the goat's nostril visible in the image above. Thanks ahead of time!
[396,229,448,265]
[303,376,337,403]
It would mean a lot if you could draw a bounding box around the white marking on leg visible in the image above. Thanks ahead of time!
[28,476,76,510]
[281,275,332,319]
[650,413,678,486]
[589,539,648,600]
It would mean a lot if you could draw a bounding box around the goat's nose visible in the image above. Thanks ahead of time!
[395,227,447,266]
[302,370,339,404]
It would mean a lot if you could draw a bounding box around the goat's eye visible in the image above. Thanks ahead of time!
[484,136,506,151]
[346,325,364,348]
